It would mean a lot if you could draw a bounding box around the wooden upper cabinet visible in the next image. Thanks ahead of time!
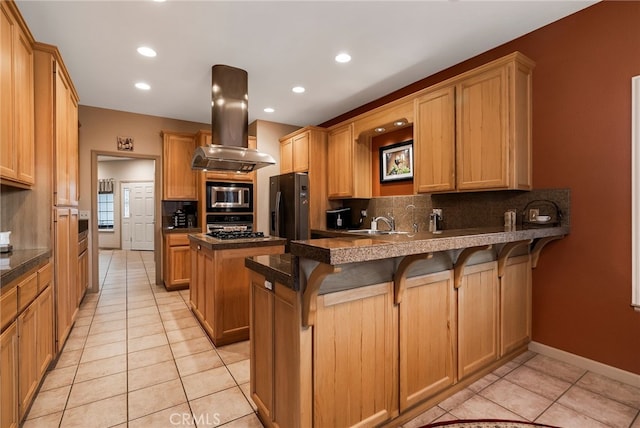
[279,138,293,174]
[279,131,309,174]
[414,87,456,193]
[327,123,372,199]
[456,66,509,190]
[456,54,533,191]
[0,1,34,188]
[162,131,197,200]
[194,130,212,146]
[327,124,354,199]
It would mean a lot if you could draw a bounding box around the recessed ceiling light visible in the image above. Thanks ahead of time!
[394,120,406,127]
[137,46,157,57]
[264,107,275,113]
[135,82,151,90]
[335,53,351,63]
[374,127,386,133]
[292,86,305,94]
[153,0,166,3]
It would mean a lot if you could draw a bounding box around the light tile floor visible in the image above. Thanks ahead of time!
[23,250,640,428]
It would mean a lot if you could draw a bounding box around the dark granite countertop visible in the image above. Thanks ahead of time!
[188,233,287,251]
[1,248,51,289]
[163,227,202,235]
[294,226,570,265]
[245,253,295,288]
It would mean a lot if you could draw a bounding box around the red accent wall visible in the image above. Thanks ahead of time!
[372,127,414,197]
[322,2,640,374]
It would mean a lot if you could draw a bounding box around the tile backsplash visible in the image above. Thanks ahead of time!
[341,188,570,233]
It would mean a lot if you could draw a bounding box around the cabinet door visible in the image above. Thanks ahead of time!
[249,274,274,422]
[67,94,79,205]
[279,138,293,174]
[456,66,509,190]
[1,322,18,428]
[0,4,16,181]
[457,261,499,379]
[14,21,34,186]
[18,303,38,418]
[399,271,456,411]
[55,65,71,205]
[314,282,397,428]
[36,286,54,379]
[163,133,197,200]
[327,124,354,199]
[54,208,72,350]
[500,255,532,356]
[189,244,199,311]
[77,250,88,305]
[167,245,191,288]
[414,87,455,193]
[292,132,309,172]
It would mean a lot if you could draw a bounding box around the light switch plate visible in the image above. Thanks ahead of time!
[79,210,90,220]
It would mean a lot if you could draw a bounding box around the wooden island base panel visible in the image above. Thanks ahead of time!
[188,233,285,347]
[245,225,568,428]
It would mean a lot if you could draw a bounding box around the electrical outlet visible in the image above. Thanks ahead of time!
[528,208,539,221]
[360,209,367,217]
[79,210,90,220]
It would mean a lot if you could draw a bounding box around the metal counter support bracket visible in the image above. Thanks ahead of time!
[394,253,433,305]
[302,263,341,328]
[497,240,533,278]
[531,235,565,268]
[453,245,492,289]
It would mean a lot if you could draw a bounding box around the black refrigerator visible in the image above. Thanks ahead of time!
[269,172,309,248]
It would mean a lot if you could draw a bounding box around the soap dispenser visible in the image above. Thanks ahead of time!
[337,214,343,228]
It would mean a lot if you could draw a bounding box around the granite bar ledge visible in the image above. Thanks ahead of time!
[293,226,569,265]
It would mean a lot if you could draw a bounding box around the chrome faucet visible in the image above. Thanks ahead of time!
[372,215,395,231]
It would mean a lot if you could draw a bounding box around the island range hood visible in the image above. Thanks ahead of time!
[191,65,275,172]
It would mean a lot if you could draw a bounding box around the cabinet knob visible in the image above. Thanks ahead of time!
[197,245,201,250]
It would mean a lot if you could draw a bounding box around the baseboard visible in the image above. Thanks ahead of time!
[528,341,640,388]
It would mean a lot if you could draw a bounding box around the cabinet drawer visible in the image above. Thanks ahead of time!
[78,238,88,255]
[0,286,17,331]
[167,234,190,247]
[38,262,52,293]
[17,273,38,313]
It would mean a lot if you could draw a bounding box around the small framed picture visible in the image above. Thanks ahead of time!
[117,136,134,152]
[380,140,413,182]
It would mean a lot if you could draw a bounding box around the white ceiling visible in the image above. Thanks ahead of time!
[17,0,596,128]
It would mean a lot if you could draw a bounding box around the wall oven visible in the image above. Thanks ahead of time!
[206,181,253,213]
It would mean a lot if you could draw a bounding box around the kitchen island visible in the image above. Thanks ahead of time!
[188,233,285,346]
[245,225,568,428]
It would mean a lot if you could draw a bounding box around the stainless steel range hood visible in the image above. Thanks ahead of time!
[191,65,275,172]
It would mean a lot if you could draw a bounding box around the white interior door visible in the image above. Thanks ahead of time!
[121,181,155,251]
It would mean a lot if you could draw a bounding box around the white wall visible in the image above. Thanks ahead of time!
[251,120,301,234]
[97,158,155,248]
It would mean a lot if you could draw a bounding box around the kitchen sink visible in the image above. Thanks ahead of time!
[346,229,409,235]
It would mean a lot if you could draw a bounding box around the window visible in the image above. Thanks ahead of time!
[98,178,115,230]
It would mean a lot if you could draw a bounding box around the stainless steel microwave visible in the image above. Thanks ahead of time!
[206,182,253,212]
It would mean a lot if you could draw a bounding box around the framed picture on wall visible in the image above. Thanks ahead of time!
[380,140,413,182]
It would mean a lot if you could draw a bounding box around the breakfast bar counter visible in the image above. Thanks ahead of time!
[245,225,569,428]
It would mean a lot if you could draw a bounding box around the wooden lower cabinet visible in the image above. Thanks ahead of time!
[314,282,398,428]
[17,301,38,418]
[248,254,532,427]
[457,261,499,380]
[399,270,456,411]
[500,255,532,356]
[1,322,18,428]
[249,273,313,428]
[190,241,285,346]
[163,233,191,291]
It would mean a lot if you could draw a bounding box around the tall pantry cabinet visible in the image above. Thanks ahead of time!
[33,42,80,352]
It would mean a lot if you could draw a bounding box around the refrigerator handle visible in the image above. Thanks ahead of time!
[274,191,282,237]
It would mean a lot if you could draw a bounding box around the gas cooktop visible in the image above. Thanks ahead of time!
[207,230,265,240]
